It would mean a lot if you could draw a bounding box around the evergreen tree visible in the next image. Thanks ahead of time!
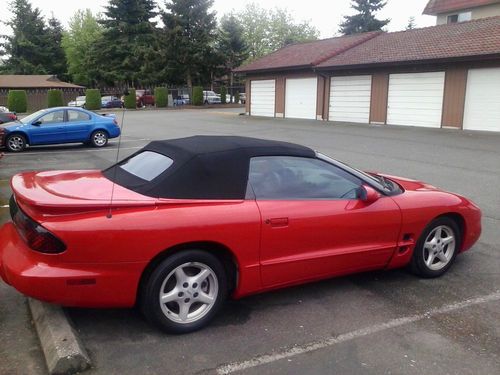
[339,0,390,35]
[91,0,160,86]
[62,9,103,86]
[45,15,67,77]
[0,0,52,74]
[406,16,416,30]
[217,14,248,87]
[161,0,217,87]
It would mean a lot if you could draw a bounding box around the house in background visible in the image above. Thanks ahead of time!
[235,16,500,132]
[423,0,500,24]
[0,75,84,112]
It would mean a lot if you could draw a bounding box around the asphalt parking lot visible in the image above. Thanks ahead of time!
[1,107,499,375]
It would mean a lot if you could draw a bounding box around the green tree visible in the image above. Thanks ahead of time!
[45,15,67,77]
[90,0,160,86]
[161,0,217,87]
[85,89,101,110]
[0,0,51,74]
[217,14,248,87]
[47,89,63,107]
[7,90,28,113]
[235,3,319,62]
[62,9,103,86]
[406,16,416,30]
[339,0,390,35]
[192,86,203,105]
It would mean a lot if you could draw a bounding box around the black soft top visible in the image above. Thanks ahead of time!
[103,135,315,199]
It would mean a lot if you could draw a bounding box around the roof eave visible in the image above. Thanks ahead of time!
[233,64,313,75]
[316,53,500,71]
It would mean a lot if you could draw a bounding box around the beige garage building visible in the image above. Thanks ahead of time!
[235,16,500,132]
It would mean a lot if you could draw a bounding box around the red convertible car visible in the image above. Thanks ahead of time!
[0,136,481,333]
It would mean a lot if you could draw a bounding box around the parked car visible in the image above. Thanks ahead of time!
[203,90,221,104]
[101,96,124,109]
[136,90,155,107]
[0,107,17,124]
[173,94,190,106]
[0,136,481,333]
[68,96,86,107]
[240,93,246,104]
[0,107,120,152]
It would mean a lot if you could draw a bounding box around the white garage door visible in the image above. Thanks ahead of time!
[387,72,445,128]
[250,80,275,117]
[285,77,317,120]
[463,68,500,132]
[329,75,372,123]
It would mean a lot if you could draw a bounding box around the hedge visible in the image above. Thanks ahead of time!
[123,88,136,109]
[235,91,240,104]
[7,90,28,113]
[192,86,203,106]
[47,89,63,108]
[154,87,167,108]
[85,89,101,110]
[220,86,227,104]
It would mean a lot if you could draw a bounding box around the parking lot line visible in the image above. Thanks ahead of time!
[216,290,500,375]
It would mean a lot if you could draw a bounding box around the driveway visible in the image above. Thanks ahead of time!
[0,108,499,374]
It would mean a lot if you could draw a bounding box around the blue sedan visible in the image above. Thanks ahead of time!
[0,107,121,152]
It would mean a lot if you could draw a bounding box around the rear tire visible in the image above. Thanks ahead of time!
[141,250,228,334]
[410,217,460,278]
[90,130,108,148]
[5,133,27,152]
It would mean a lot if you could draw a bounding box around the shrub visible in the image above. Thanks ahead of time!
[85,89,101,110]
[123,88,136,109]
[235,91,240,104]
[7,90,28,113]
[192,86,203,106]
[220,86,227,104]
[47,89,63,108]
[154,87,167,108]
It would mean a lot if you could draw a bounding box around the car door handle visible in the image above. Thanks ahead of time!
[265,217,289,227]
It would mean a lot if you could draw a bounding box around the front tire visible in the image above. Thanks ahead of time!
[90,130,108,148]
[410,217,460,278]
[141,250,228,334]
[6,133,27,152]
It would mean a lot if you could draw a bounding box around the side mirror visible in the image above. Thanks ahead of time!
[32,120,42,126]
[359,185,380,204]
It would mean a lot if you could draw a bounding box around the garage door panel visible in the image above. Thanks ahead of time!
[387,72,445,128]
[464,68,500,131]
[285,78,317,120]
[251,80,275,117]
[329,75,372,123]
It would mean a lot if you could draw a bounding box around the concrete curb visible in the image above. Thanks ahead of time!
[28,298,91,375]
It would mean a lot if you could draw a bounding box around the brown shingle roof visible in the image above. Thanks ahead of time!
[423,0,500,15]
[0,75,84,89]
[317,16,500,69]
[234,32,381,73]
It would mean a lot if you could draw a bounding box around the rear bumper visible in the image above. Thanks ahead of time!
[0,223,145,308]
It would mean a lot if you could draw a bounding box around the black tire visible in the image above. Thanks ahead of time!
[5,133,27,152]
[141,250,228,334]
[89,130,108,148]
[410,217,461,278]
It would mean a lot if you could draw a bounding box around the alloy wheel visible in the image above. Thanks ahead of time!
[423,225,456,271]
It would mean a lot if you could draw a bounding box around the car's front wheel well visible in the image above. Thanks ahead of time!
[136,241,239,305]
[434,212,465,249]
[6,131,29,144]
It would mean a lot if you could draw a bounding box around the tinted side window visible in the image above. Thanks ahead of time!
[249,156,362,200]
[67,110,91,122]
[38,110,64,124]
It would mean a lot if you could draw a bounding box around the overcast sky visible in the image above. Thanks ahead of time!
[2,0,436,37]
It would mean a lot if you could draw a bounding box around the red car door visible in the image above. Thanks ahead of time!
[248,156,402,288]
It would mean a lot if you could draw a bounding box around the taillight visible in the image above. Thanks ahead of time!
[8,114,17,120]
[9,196,66,254]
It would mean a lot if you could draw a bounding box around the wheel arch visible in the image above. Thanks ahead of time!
[433,212,466,250]
[89,127,109,139]
[6,130,30,145]
[136,241,240,305]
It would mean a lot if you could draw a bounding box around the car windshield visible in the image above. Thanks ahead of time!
[20,109,49,124]
[76,96,85,100]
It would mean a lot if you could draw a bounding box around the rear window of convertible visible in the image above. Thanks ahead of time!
[118,151,173,181]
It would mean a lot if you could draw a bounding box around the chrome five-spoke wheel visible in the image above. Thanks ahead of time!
[411,217,460,278]
[90,130,108,147]
[6,134,26,152]
[141,250,228,333]
[159,262,218,324]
